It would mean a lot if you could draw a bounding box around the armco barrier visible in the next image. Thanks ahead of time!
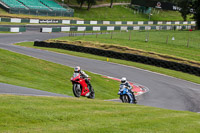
[40,25,195,32]
[0,27,26,32]
[0,17,196,25]
[34,41,200,77]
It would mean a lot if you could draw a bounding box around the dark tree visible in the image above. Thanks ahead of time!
[77,0,86,8]
[87,0,96,10]
[193,0,200,29]
[178,0,193,21]
[110,0,113,8]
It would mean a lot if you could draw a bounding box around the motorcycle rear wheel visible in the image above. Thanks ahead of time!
[73,83,81,97]
[87,86,95,99]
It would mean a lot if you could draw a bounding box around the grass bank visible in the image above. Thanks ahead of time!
[14,42,200,84]
[0,95,200,133]
[0,48,119,100]
[73,5,192,21]
[51,30,200,63]
[0,5,192,21]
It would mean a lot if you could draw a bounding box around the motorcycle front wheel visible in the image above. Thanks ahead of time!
[73,83,81,97]
[121,95,130,103]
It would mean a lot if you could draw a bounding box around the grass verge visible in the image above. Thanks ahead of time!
[0,31,13,33]
[14,42,200,84]
[0,95,200,133]
[0,48,119,100]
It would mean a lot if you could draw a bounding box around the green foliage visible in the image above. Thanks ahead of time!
[193,0,200,29]
[178,0,193,21]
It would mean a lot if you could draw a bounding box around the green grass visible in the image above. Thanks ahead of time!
[0,95,200,133]
[0,31,13,33]
[14,42,200,84]
[73,5,192,21]
[53,30,200,62]
[0,48,119,100]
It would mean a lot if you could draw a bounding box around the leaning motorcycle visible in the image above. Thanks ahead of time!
[71,73,95,99]
[118,84,136,104]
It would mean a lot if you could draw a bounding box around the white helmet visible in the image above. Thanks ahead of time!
[121,77,127,84]
[74,66,81,73]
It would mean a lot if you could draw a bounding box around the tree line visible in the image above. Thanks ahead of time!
[76,0,126,10]
[177,0,200,29]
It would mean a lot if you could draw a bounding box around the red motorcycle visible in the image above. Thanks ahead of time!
[71,73,95,99]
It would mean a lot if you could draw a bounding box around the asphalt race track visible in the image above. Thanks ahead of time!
[0,31,200,112]
[0,83,70,97]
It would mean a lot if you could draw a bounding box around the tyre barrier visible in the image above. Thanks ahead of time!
[34,41,200,77]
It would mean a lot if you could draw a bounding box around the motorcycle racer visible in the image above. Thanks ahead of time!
[74,66,92,88]
[118,77,137,104]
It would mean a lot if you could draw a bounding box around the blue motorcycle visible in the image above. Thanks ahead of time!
[118,85,135,104]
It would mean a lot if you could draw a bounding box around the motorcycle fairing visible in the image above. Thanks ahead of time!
[119,85,134,103]
[71,73,90,96]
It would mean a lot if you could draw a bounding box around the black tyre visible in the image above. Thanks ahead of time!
[87,85,95,99]
[73,83,81,97]
[121,95,130,103]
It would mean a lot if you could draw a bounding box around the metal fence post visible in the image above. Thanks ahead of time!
[129,30,131,40]
[166,35,169,44]
[187,38,190,47]
[83,30,85,36]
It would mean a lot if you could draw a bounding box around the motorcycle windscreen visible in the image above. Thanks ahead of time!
[120,84,126,91]
[73,73,80,78]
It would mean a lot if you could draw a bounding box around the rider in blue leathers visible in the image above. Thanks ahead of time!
[118,77,137,104]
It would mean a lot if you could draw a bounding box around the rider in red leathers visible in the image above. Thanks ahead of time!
[74,66,92,88]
